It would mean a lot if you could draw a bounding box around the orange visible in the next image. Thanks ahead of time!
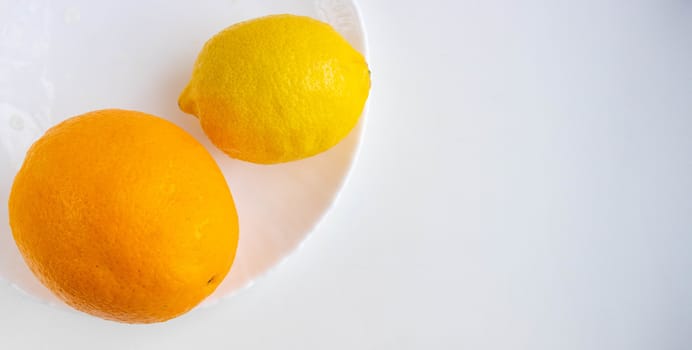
[179,14,371,164]
[8,109,239,323]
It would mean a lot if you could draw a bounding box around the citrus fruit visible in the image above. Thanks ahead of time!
[8,109,239,323]
[178,14,371,164]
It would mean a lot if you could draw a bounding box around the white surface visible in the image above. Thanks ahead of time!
[1,0,692,349]
[0,0,367,306]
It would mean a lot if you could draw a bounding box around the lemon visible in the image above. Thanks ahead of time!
[178,14,371,164]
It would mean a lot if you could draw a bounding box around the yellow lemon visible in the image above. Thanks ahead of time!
[179,14,371,164]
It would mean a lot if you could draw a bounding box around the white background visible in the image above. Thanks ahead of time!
[1,0,691,348]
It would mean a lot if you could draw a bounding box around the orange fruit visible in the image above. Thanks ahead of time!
[179,14,371,164]
[8,109,239,323]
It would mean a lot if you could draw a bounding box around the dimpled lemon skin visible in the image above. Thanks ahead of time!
[179,14,371,164]
[8,109,239,323]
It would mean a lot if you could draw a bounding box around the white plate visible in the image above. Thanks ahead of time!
[0,0,367,310]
